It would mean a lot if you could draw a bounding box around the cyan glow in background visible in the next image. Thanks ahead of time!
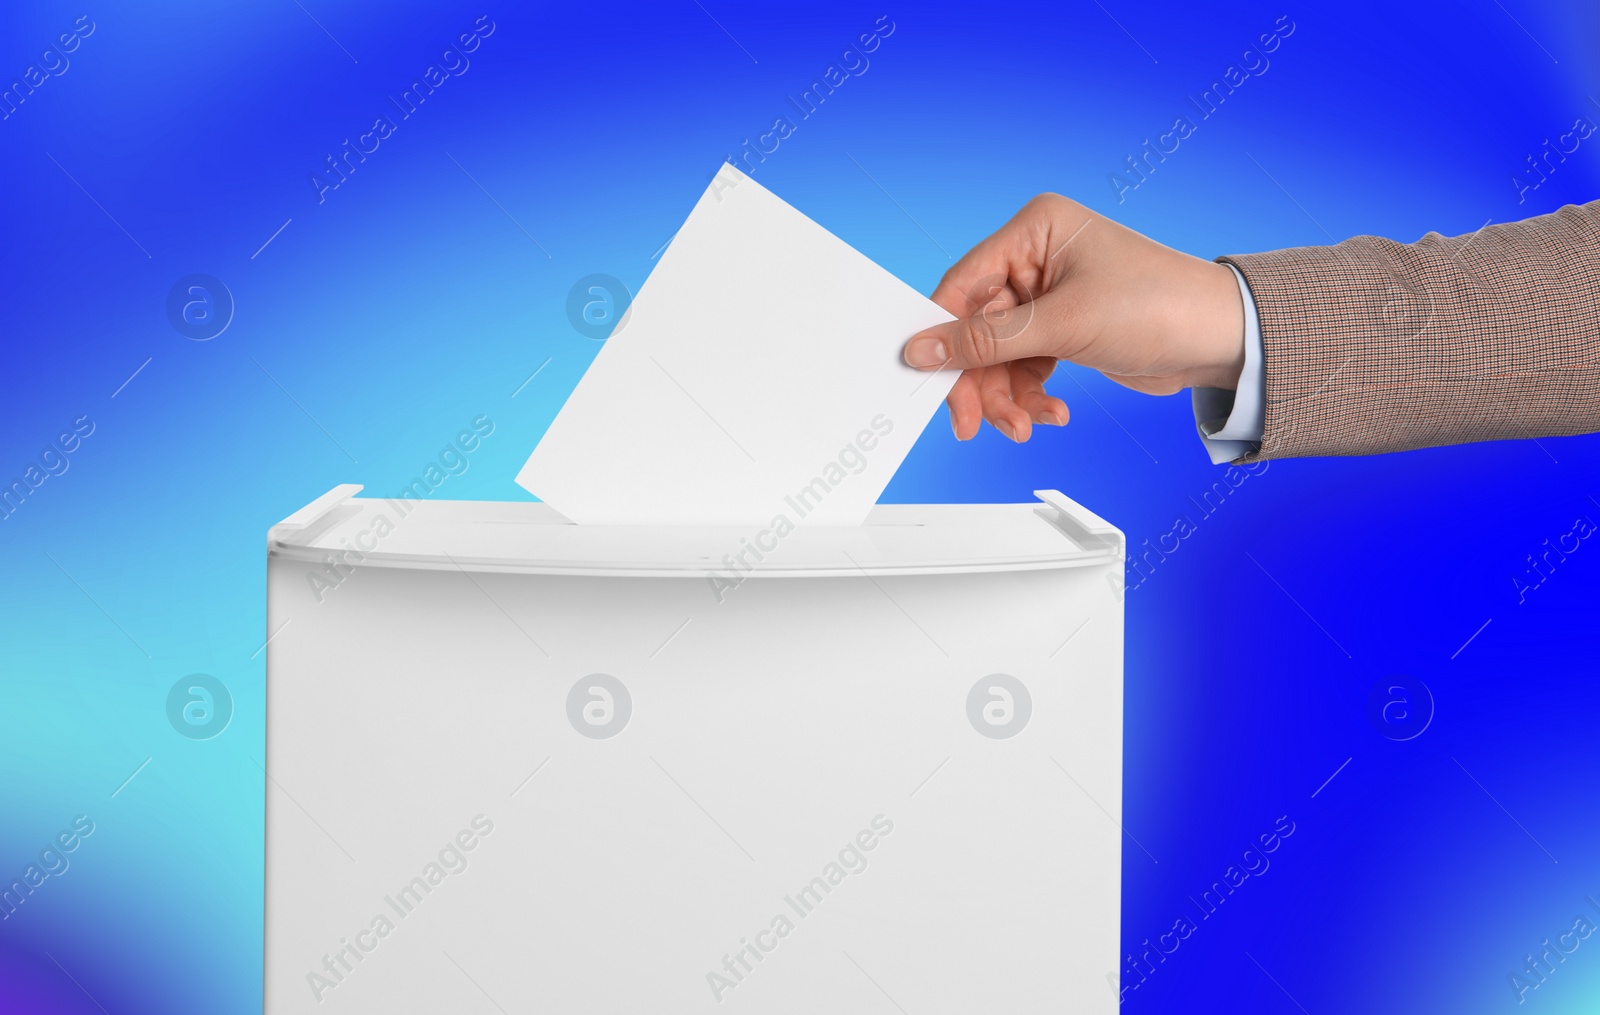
[2,1,1598,1011]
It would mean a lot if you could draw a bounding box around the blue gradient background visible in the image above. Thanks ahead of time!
[2,1,1598,1011]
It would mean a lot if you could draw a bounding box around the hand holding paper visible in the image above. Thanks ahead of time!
[901,193,1246,441]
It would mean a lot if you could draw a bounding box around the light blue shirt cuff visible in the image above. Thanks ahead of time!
[1192,263,1264,464]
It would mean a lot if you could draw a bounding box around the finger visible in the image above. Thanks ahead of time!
[946,370,983,441]
[933,274,1025,335]
[978,364,1032,442]
[1008,358,1068,426]
[927,225,1034,319]
[929,193,1091,319]
[904,288,1071,371]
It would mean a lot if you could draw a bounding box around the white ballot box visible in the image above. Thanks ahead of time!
[264,485,1125,1014]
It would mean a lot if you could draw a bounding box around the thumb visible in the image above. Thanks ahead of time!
[902,291,1067,371]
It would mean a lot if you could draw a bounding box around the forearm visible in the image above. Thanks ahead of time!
[1217,201,1600,461]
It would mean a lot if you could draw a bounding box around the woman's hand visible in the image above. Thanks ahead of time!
[903,193,1247,441]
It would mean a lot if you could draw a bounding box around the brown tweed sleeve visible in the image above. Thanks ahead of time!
[1217,200,1600,461]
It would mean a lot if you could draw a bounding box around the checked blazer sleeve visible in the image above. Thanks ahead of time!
[1216,200,1600,461]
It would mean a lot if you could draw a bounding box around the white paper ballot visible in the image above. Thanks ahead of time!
[516,164,959,526]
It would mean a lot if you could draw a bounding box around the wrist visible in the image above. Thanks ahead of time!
[1184,259,1247,390]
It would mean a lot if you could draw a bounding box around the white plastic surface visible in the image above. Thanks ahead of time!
[267,490,1125,577]
[264,506,1125,1014]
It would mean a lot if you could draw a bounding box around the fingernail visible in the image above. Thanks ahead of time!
[1041,411,1066,426]
[904,336,948,368]
[996,419,1017,442]
[951,414,961,441]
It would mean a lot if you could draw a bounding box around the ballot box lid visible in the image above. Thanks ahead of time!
[267,486,1122,577]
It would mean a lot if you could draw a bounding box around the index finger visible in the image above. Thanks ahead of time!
[928,224,1033,319]
[928,194,1080,317]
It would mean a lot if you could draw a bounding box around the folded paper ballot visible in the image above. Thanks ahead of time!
[516,164,959,526]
